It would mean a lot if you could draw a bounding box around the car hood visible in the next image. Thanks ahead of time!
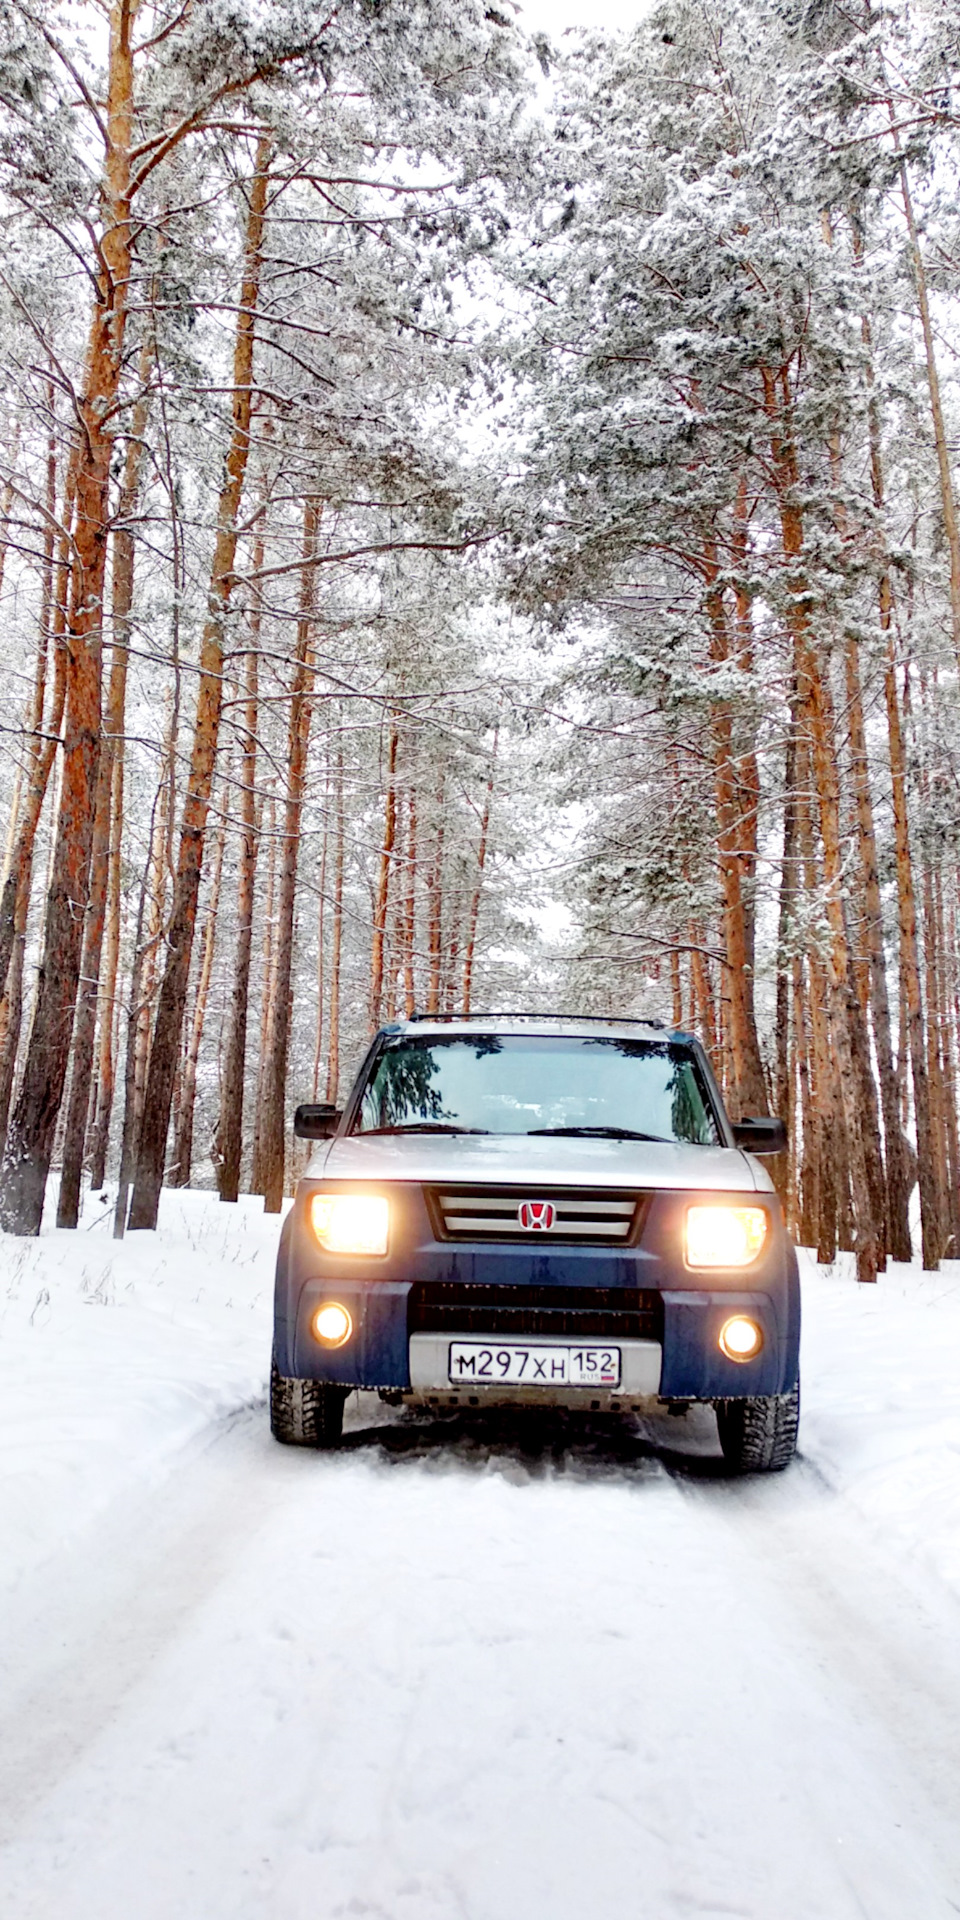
[308,1131,770,1192]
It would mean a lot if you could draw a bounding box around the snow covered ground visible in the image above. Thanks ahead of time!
[1,1189,960,1917]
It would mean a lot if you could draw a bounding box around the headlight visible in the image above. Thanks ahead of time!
[310,1193,389,1256]
[685,1205,768,1268]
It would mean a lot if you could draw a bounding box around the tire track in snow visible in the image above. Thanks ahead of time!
[1,1404,959,1919]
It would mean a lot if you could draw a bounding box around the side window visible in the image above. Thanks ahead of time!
[669,1056,720,1145]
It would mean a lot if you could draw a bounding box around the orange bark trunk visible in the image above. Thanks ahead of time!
[461,743,496,1016]
[1,0,137,1234]
[172,810,226,1186]
[218,531,265,1201]
[369,721,399,1032]
[58,364,153,1226]
[260,496,320,1213]
[325,739,345,1105]
[128,137,271,1231]
[762,366,882,1282]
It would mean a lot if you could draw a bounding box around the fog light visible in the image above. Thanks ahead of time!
[313,1302,353,1347]
[719,1315,763,1362]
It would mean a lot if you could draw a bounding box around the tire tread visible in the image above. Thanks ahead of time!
[270,1358,346,1449]
[715,1382,800,1473]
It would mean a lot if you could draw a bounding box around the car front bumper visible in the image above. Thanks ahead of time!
[273,1181,801,1405]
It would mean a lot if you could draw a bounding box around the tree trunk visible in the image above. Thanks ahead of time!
[930,866,960,1255]
[128,137,271,1232]
[369,719,399,1032]
[703,575,768,1118]
[0,2,136,1235]
[172,810,226,1186]
[858,284,938,1264]
[426,777,445,1017]
[88,717,125,1189]
[689,925,719,1064]
[895,154,960,665]
[402,785,417,1019]
[883,642,940,1266]
[325,739,345,1105]
[772,713,798,1208]
[260,496,319,1214]
[0,467,75,1007]
[462,740,496,1015]
[763,365,882,1282]
[0,879,28,1153]
[57,357,153,1225]
[251,789,277,1193]
[311,820,327,1101]
[843,634,912,1260]
[793,957,817,1247]
[217,554,264,1200]
[113,769,171,1239]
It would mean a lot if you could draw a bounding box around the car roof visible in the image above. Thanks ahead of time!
[379,1013,695,1044]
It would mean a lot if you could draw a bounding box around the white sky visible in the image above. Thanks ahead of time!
[516,0,651,33]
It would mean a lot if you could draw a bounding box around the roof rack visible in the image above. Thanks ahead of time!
[405,1010,668,1030]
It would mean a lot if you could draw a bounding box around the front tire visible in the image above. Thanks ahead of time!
[715,1383,800,1473]
[270,1358,347,1449]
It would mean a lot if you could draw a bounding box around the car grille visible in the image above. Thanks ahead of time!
[408,1282,663,1342]
[427,1185,647,1244]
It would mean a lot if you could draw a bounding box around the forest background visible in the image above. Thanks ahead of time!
[0,0,958,1287]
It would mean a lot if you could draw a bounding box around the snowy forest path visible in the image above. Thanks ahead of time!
[1,1400,959,1919]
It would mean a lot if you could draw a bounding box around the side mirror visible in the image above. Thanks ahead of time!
[294,1103,342,1140]
[733,1116,788,1155]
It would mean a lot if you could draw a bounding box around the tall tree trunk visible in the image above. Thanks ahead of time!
[0,1,137,1235]
[859,281,939,1264]
[128,137,271,1232]
[703,573,768,1117]
[883,632,940,1264]
[0,877,29,1152]
[0,468,75,1005]
[689,925,719,1063]
[763,365,882,1282]
[843,634,912,1260]
[730,478,761,976]
[260,496,320,1213]
[894,154,960,664]
[930,866,960,1254]
[172,810,226,1186]
[325,740,345,1105]
[88,714,125,1189]
[112,766,170,1238]
[217,554,264,1200]
[0,559,71,1161]
[312,817,327,1100]
[773,713,799,1208]
[402,785,417,1019]
[940,880,960,1253]
[57,369,152,1226]
[369,719,399,1032]
[462,740,496,1015]
[251,789,278,1194]
[793,957,816,1246]
[426,776,445,1017]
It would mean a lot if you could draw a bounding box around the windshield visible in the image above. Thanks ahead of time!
[354,1035,721,1144]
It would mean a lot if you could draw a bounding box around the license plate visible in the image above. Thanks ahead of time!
[448,1341,621,1388]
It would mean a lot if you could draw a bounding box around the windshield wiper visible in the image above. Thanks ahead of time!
[359,1123,491,1135]
[526,1126,671,1142]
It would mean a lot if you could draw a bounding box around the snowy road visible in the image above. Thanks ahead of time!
[3,1389,960,1920]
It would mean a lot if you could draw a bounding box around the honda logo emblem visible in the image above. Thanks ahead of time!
[518,1200,556,1231]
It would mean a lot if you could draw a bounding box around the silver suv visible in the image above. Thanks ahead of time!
[271,1014,799,1471]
